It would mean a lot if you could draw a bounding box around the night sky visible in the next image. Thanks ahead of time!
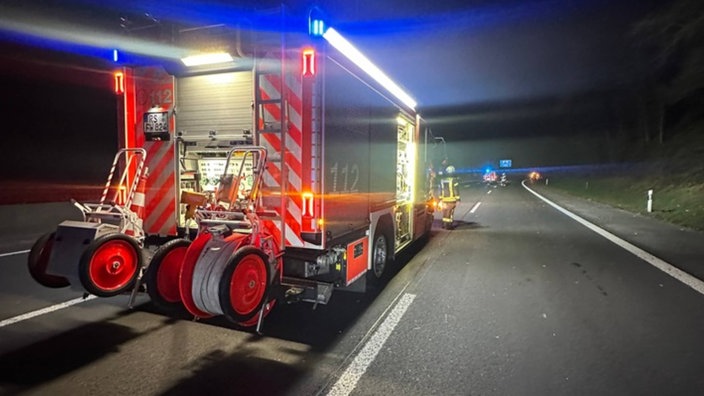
[0,0,671,184]
[0,42,117,183]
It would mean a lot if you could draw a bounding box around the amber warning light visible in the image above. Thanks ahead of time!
[114,71,124,95]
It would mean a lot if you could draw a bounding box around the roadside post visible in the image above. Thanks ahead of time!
[647,189,653,213]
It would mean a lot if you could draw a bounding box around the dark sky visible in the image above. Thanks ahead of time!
[0,0,665,107]
[326,0,667,142]
[0,0,671,179]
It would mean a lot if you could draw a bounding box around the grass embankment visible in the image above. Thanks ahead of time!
[544,174,704,231]
[542,123,704,231]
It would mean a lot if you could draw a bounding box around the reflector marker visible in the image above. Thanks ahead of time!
[114,71,124,94]
[302,192,314,217]
[302,48,315,76]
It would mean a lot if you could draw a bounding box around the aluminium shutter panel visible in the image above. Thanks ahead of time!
[176,71,254,138]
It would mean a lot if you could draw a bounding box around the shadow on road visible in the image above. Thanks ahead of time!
[0,235,432,395]
[451,220,483,230]
[0,318,150,394]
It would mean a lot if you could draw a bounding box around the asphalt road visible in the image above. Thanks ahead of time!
[1,181,703,395]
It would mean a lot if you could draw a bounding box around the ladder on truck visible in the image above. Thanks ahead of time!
[253,31,288,254]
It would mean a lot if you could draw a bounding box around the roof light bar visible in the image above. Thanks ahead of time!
[323,28,417,110]
[181,52,234,67]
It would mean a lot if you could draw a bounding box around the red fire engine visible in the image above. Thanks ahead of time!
[28,8,435,329]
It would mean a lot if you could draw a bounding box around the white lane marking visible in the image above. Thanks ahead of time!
[487,190,492,195]
[0,295,98,328]
[0,250,30,258]
[327,293,416,396]
[523,181,704,295]
[470,202,482,214]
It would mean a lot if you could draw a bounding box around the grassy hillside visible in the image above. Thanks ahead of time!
[542,125,704,231]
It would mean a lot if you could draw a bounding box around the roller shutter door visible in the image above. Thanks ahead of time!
[176,71,253,138]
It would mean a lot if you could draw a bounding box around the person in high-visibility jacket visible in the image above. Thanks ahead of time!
[438,164,460,229]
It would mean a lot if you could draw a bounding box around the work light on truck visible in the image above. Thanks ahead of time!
[181,52,234,67]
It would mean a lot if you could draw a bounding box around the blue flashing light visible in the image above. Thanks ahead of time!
[310,19,326,36]
[113,49,119,62]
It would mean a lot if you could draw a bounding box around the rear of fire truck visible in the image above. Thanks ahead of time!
[29,8,434,328]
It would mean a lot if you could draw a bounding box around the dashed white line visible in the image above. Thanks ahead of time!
[523,181,704,295]
[0,249,30,258]
[470,202,482,214]
[0,250,99,328]
[327,293,416,396]
[0,295,98,328]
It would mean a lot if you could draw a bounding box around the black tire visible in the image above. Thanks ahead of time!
[28,232,70,288]
[145,238,190,314]
[219,247,271,324]
[368,222,392,286]
[79,233,142,297]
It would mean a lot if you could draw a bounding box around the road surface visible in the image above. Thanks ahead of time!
[1,180,703,395]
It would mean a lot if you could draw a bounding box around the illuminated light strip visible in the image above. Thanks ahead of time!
[323,28,417,110]
[0,295,98,328]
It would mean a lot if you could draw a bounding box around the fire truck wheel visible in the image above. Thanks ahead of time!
[27,232,70,288]
[179,232,215,318]
[79,233,142,297]
[369,224,392,285]
[145,238,190,314]
[219,247,271,324]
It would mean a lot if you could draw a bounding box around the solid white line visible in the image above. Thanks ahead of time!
[0,295,98,328]
[0,250,30,258]
[470,202,482,214]
[523,181,704,295]
[327,293,416,396]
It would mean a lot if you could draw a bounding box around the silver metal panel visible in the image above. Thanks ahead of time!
[176,71,253,139]
[46,220,119,290]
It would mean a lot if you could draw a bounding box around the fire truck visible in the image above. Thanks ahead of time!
[28,8,434,328]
